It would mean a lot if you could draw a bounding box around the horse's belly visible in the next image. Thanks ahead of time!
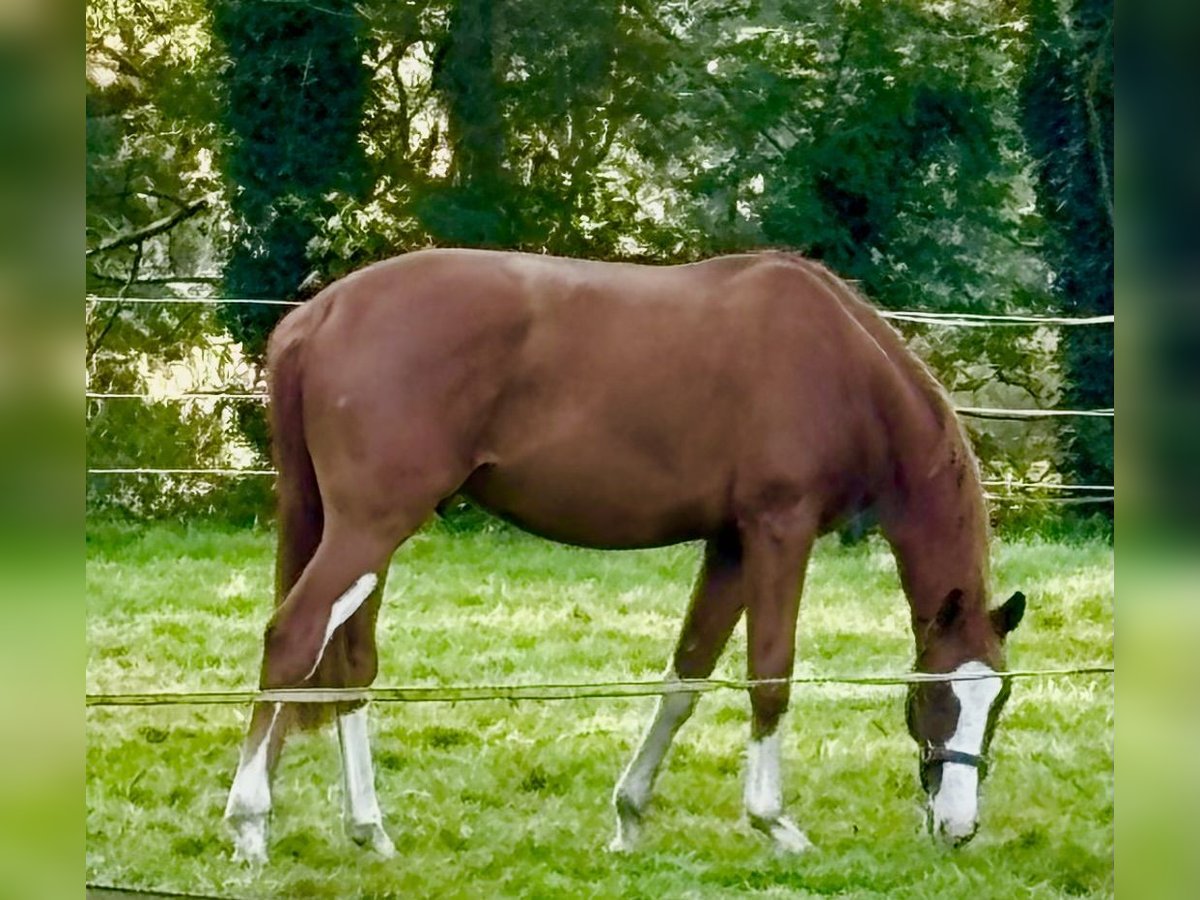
[461,458,724,550]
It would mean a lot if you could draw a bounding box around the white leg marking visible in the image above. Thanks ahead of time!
[337,705,395,857]
[745,731,812,853]
[932,661,1002,844]
[225,703,282,863]
[305,573,377,680]
[608,668,697,853]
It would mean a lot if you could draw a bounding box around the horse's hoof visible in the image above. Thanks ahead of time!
[608,792,643,853]
[770,820,814,854]
[348,821,396,858]
[750,815,813,854]
[231,844,268,865]
[606,832,637,854]
[228,816,269,865]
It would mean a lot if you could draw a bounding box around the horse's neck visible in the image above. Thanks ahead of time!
[879,436,993,661]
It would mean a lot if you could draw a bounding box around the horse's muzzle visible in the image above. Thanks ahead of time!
[930,809,979,847]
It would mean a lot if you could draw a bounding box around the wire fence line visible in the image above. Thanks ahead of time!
[87,467,280,476]
[86,884,237,900]
[987,495,1113,506]
[84,294,1116,326]
[82,467,1115,502]
[879,310,1113,327]
[85,664,1115,709]
[82,470,1111,490]
[87,392,268,400]
[984,482,1112,492]
[956,406,1113,420]
[84,391,1116,421]
[87,295,304,307]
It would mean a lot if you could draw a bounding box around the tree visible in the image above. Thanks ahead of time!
[86,0,264,519]
[423,0,513,245]
[211,0,373,360]
[1020,0,1113,496]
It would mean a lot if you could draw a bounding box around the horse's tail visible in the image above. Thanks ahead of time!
[264,309,331,730]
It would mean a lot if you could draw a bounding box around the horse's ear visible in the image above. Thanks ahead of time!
[991,591,1026,635]
[935,588,965,631]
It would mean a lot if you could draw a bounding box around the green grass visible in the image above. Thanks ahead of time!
[86,521,1113,898]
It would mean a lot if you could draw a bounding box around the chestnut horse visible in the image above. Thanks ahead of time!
[224,249,1025,862]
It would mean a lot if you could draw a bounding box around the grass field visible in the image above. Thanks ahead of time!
[86,520,1113,898]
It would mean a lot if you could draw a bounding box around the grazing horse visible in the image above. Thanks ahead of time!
[224,248,1025,862]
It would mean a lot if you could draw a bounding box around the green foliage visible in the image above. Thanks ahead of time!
[427,0,509,244]
[211,0,372,358]
[86,0,223,286]
[1019,0,1114,497]
[86,525,1113,897]
[86,0,262,520]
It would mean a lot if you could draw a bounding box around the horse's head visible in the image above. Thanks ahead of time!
[906,589,1026,846]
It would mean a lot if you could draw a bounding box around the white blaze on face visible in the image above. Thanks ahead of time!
[931,661,1002,843]
[305,572,378,679]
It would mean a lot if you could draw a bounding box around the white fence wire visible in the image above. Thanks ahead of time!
[85,294,1115,326]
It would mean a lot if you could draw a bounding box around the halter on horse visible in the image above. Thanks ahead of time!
[223,249,1025,862]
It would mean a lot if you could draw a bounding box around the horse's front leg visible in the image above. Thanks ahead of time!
[608,670,698,853]
[741,507,817,853]
[610,531,745,852]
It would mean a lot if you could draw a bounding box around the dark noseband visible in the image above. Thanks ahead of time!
[922,745,988,779]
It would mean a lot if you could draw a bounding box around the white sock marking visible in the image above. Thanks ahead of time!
[932,660,1002,841]
[339,706,384,825]
[226,702,282,820]
[615,671,697,809]
[338,705,395,856]
[744,731,812,852]
[226,703,283,861]
[305,573,377,680]
[609,668,696,851]
[745,731,784,821]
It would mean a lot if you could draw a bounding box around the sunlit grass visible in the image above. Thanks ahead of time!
[86,521,1113,898]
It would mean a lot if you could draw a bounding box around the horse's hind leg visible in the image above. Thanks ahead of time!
[740,507,818,853]
[609,530,746,852]
[258,515,400,689]
[225,508,417,863]
[225,700,291,863]
[334,567,394,856]
[225,478,323,863]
